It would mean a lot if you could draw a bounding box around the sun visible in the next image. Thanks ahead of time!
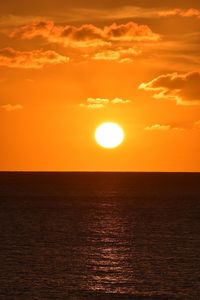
[95,122,124,149]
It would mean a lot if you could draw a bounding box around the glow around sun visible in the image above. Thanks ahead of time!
[95,122,124,149]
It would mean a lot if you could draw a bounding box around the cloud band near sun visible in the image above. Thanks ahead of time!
[79,97,131,109]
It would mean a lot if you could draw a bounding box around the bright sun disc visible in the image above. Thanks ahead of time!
[95,122,124,149]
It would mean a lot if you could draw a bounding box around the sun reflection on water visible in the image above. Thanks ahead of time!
[83,194,135,294]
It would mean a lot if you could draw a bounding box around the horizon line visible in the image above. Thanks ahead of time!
[0,171,199,174]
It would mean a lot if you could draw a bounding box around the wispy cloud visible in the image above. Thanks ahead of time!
[42,7,200,23]
[1,104,23,111]
[139,72,200,105]
[63,6,200,25]
[145,124,184,131]
[158,8,200,18]
[92,47,140,62]
[1,7,200,31]
[0,47,69,69]
[79,97,131,109]
[145,124,171,131]
[110,98,131,104]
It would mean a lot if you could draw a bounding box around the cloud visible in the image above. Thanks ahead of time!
[7,20,160,63]
[92,47,140,62]
[1,104,23,111]
[79,97,131,109]
[87,98,110,105]
[9,20,55,39]
[9,20,160,48]
[110,98,131,104]
[68,7,200,22]
[145,124,171,131]
[118,58,133,64]
[64,6,157,22]
[92,50,120,61]
[103,22,160,42]
[145,124,184,131]
[158,8,200,18]
[0,47,69,69]
[139,72,200,105]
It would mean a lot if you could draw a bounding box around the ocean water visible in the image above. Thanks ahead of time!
[0,172,199,300]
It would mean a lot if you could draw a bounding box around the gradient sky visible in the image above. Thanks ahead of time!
[0,0,200,171]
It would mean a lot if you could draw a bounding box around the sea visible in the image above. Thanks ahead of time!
[0,172,199,300]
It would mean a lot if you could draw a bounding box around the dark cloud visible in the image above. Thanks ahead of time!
[10,20,160,47]
[0,47,69,68]
[139,71,200,105]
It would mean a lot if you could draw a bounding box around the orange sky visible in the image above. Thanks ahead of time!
[0,1,200,171]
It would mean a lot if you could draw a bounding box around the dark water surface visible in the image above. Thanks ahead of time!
[0,172,199,299]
